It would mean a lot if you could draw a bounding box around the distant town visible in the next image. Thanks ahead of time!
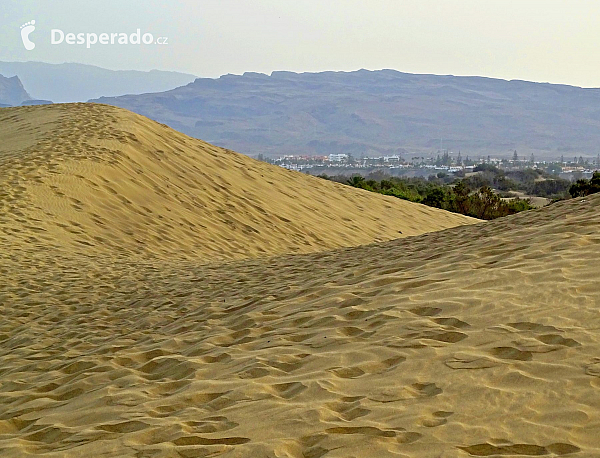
[258,151,600,181]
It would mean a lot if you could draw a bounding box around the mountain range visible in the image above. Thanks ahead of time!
[92,69,600,159]
[0,61,196,103]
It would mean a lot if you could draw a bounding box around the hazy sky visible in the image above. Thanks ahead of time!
[2,0,600,86]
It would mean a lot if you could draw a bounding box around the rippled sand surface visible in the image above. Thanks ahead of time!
[1,104,598,457]
[0,104,472,262]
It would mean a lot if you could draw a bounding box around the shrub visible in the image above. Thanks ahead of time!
[569,172,600,197]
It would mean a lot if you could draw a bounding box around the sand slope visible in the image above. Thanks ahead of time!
[1,104,598,457]
[1,184,599,456]
[0,103,474,262]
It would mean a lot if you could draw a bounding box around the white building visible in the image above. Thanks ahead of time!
[328,153,348,162]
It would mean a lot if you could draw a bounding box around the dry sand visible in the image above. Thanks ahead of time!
[1,104,599,457]
[0,103,473,262]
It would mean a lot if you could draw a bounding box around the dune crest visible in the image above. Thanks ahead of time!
[0,103,474,262]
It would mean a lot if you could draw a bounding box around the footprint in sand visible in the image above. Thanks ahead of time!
[20,20,36,51]
[459,442,580,456]
[420,411,454,427]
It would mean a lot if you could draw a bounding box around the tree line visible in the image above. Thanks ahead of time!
[321,174,534,220]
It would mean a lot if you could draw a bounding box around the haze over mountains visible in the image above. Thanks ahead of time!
[0,61,196,103]
[92,69,600,159]
[5,64,600,160]
[1,103,599,457]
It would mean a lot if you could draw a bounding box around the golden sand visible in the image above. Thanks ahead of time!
[0,104,474,262]
[1,104,598,457]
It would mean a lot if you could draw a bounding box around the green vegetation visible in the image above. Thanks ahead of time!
[319,173,535,220]
[569,172,600,197]
[318,165,600,220]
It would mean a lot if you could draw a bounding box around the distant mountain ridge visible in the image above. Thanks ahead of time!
[91,69,600,158]
[0,74,31,106]
[0,61,196,103]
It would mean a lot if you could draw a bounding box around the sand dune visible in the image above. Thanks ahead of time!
[0,103,474,262]
[1,104,599,457]
[1,193,598,457]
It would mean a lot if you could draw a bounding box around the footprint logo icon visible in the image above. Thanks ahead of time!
[20,20,36,51]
